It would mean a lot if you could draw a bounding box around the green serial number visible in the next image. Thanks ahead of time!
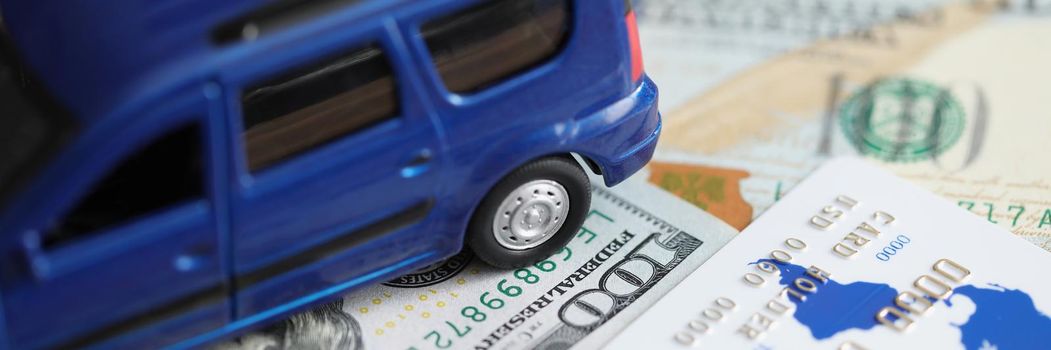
[410,209,612,350]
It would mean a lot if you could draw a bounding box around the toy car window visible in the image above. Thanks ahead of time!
[421,0,570,94]
[43,124,204,248]
[240,45,399,172]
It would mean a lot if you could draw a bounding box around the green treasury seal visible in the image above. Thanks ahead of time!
[839,77,965,162]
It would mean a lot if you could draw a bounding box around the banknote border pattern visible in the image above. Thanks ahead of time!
[474,185,705,349]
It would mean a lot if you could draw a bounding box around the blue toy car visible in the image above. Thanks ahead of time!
[0,0,659,348]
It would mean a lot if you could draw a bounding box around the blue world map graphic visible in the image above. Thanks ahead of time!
[753,259,1051,349]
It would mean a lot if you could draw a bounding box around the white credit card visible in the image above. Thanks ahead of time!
[605,157,1051,350]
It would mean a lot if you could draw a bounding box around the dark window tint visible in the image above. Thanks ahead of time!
[240,45,398,172]
[44,124,204,248]
[421,0,570,94]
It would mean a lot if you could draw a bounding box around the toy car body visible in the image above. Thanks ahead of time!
[0,0,659,348]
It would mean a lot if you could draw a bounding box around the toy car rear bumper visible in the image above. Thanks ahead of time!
[573,76,661,187]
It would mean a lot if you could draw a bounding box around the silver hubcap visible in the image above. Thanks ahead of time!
[492,179,570,250]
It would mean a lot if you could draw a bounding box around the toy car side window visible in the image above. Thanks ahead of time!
[239,44,399,172]
[421,0,570,94]
[43,124,204,248]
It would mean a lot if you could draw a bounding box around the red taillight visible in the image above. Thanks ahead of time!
[625,9,644,82]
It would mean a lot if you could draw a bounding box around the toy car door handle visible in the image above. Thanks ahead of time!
[400,149,433,178]
[173,244,214,272]
[407,149,432,166]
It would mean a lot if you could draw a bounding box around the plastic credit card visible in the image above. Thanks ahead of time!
[606,157,1051,349]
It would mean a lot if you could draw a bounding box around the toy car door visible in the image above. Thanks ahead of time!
[222,19,446,316]
[0,89,229,349]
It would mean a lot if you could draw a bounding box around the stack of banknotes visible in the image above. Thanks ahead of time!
[218,0,1051,348]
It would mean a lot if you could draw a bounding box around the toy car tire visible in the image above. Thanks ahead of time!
[467,156,591,269]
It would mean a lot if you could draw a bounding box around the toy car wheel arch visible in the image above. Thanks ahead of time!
[467,157,591,268]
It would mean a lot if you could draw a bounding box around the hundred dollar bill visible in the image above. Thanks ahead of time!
[215,178,738,350]
[636,0,1051,250]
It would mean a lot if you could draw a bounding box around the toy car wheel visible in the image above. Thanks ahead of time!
[467,157,591,269]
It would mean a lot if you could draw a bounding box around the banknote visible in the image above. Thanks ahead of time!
[214,178,739,350]
[636,0,1051,251]
[610,157,1051,349]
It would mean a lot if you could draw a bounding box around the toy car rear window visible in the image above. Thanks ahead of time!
[421,0,570,94]
[0,29,76,207]
[239,44,399,172]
